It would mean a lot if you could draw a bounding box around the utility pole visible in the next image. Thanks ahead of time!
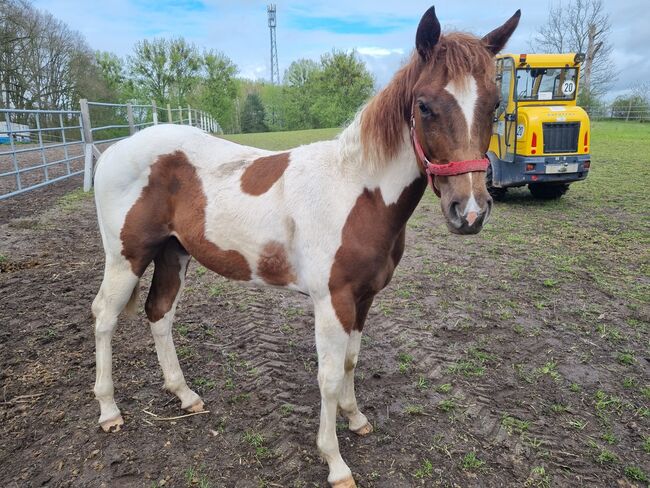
[267,4,279,85]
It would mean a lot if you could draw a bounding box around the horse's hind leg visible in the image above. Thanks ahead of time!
[92,257,140,432]
[146,237,203,412]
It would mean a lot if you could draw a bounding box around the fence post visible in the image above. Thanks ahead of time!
[188,105,192,126]
[167,104,172,123]
[152,100,158,125]
[79,99,93,144]
[126,103,135,135]
[178,106,183,124]
[79,99,95,192]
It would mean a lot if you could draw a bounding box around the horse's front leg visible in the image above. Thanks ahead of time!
[313,296,356,488]
[338,297,373,436]
[339,330,372,435]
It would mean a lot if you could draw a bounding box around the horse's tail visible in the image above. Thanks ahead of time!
[123,280,140,316]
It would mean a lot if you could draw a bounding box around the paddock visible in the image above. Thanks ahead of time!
[0,121,648,487]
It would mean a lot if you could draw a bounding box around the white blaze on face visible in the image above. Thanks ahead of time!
[463,172,481,225]
[444,76,479,141]
[445,76,481,224]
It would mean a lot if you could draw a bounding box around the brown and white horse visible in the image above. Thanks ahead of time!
[91,6,519,487]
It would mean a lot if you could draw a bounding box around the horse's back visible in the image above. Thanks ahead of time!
[95,125,264,189]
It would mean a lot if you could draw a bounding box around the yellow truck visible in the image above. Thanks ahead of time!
[487,53,591,199]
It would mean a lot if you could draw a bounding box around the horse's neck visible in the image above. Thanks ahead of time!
[337,111,424,207]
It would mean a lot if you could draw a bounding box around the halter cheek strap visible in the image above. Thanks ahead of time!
[410,113,489,198]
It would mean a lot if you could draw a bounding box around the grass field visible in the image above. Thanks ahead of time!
[220,127,341,150]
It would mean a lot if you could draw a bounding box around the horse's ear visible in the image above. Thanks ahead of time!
[416,6,441,60]
[482,9,521,55]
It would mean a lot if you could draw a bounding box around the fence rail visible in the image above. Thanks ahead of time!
[583,105,650,122]
[1,101,220,201]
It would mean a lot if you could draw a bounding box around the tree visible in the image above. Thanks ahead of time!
[531,0,616,101]
[310,50,374,128]
[95,51,127,99]
[240,92,267,133]
[128,37,201,108]
[188,50,238,132]
[0,0,108,110]
[282,59,321,130]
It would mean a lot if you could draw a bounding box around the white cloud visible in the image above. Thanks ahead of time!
[356,47,404,57]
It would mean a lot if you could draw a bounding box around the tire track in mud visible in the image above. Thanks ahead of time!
[184,285,321,484]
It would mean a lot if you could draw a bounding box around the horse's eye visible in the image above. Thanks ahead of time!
[418,101,432,116]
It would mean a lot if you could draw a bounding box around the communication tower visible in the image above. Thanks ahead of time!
[267,4,279,84]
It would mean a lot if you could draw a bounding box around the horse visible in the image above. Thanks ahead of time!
[91,6,520,487]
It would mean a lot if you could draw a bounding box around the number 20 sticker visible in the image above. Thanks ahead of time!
[562,81,576,95]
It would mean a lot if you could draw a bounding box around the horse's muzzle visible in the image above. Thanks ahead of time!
[446,198,492,235]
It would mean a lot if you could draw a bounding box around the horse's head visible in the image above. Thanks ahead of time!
[411,6,520,234]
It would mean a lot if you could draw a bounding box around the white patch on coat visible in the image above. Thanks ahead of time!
[444,76,479,140]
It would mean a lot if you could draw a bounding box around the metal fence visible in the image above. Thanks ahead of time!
[1,101,220,201]
[1,107,86,200]
[583,105,650,122]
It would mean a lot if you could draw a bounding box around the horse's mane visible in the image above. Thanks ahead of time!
[349,32,493,169]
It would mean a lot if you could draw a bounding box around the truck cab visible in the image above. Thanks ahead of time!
[487,53,591,199]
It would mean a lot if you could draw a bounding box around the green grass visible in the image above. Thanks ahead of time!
[397,352,414,374]
[59,187,92,210]
[243,430,271,459]
[480,121,650,307]
[184,465,210,488]
[219,127,341,151]
[624,465,648,483]
[414,459,433,479]
[460,451,485,470]
[501,414,530,435]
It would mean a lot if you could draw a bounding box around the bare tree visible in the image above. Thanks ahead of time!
[531,0,617,100]
[0,0,105,110]
[0,0,38,108]
[631,81,650,104]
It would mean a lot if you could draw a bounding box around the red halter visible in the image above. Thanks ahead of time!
[410,112,489,197]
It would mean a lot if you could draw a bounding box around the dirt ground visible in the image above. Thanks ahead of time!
[0,177,648,488]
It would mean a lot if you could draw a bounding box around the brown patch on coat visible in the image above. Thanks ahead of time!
[120,151,251,281]
[328,178,427,333]
[240,152,290,196]
[257,241,296,286]
[145,237,186,323]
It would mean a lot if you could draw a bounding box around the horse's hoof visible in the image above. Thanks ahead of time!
[99,415,124,433]
[185,399,205,413]
[352,421,373,436]
[331,475,357,488]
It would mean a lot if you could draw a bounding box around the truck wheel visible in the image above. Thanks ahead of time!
[528,183,569,200]
[486,163,507,201]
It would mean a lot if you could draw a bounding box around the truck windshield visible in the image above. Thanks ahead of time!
[516,67,578,101]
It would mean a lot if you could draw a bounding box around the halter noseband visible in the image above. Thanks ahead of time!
[410,110,489,197]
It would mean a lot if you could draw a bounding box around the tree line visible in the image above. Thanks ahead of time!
[2,0,646,133]
[0,0,374,133]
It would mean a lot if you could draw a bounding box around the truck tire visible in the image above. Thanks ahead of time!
[528,183,569,200]
[486,163,507,201]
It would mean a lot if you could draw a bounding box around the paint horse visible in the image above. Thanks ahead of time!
[91,6,520,487]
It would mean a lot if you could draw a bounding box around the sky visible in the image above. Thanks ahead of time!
[32,0,649,100]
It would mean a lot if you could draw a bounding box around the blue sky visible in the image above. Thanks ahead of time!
[32,0,647,98]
